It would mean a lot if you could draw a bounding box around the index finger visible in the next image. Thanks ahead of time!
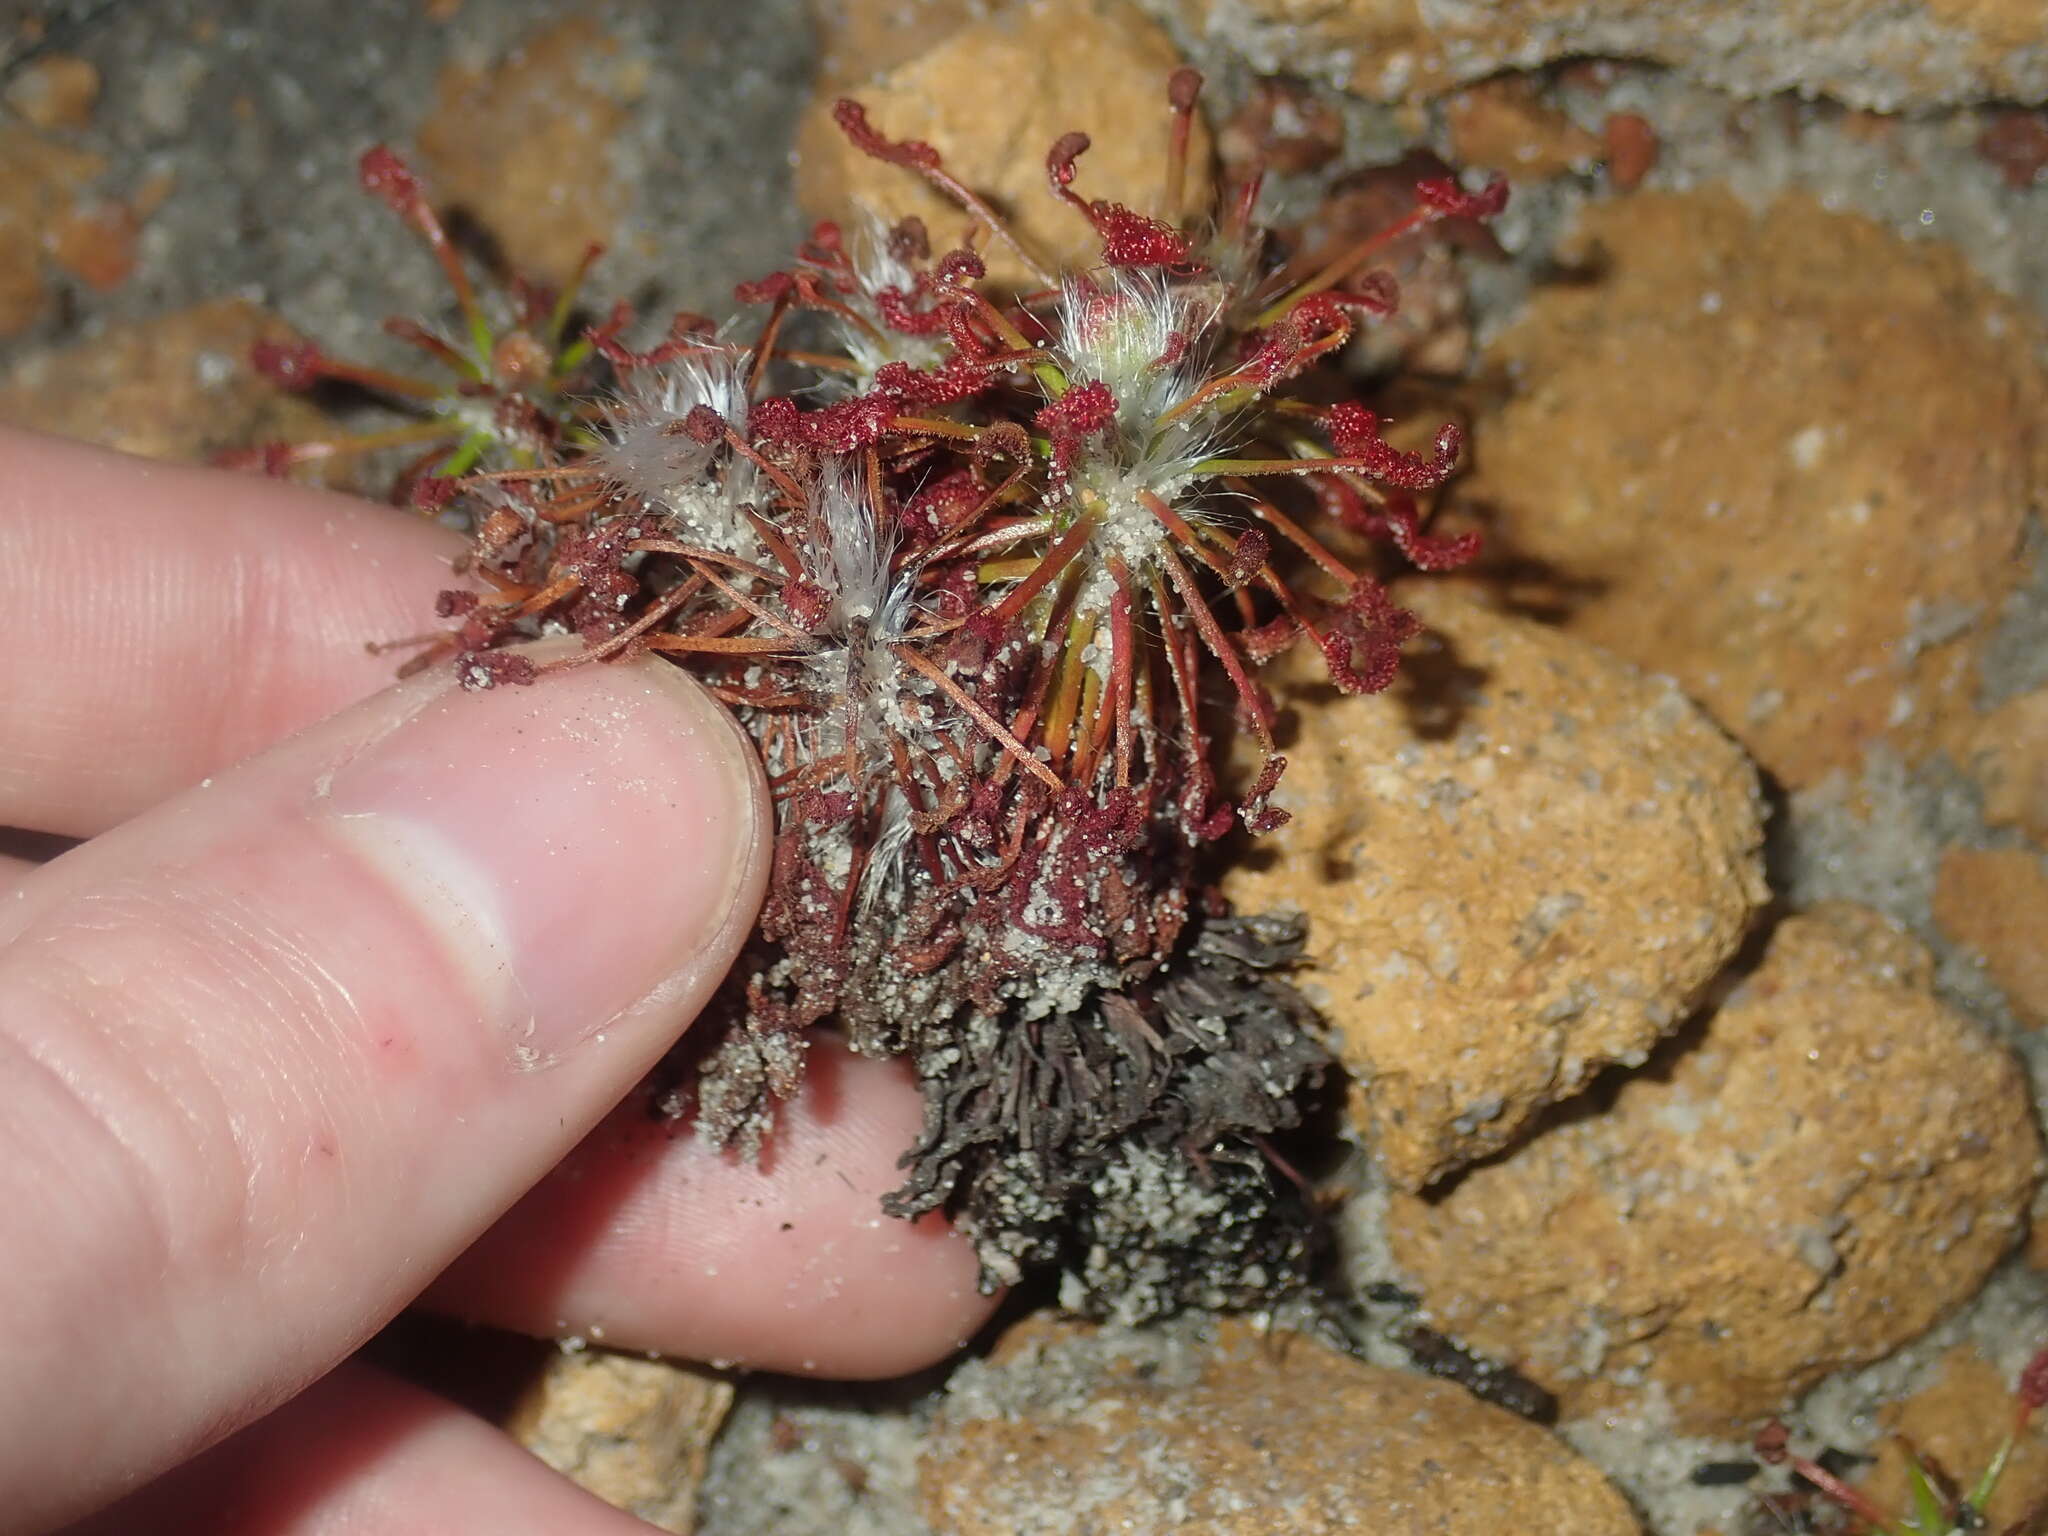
[0,425,462,838]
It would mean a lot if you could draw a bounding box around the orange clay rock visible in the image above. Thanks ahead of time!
[0,124,104,336]
[1386,904,2042,1433]
[1453,188,2044,791]
[1221,581,1766,1190]
[1855,1344,2048,1533]
[1443,75,1601,180]
[1177,0,2048,111]
[793,0,1212,292]
[918,1314,1639,1536]
[1964,688,2048,845]
[417,19,640,285]
[1934,846,2048,1028]
[41,198,139,292]
[505,1347,732,1536]
[3,53,100,132]
[0,300,340,474]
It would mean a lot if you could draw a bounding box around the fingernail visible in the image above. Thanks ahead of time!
[321,658,762,1067]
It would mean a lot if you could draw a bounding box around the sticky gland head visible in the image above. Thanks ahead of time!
[460,650,538,690]
[412,475,461,514]
[1035,381,1117,478]
[1045,131,1191,269]
[1415,174,1510,221]
[1046,130,1090,190]
[934,247,987,287]
[251,339,324,390]
[590,308,719,370]
[681,405,726,444]
[1359,491,1482,571]
[357,145,429,225]
[871,356,998,408]
[1238,755,1291,835]
[782,577,832,631]
[1314,580,1422,696]
[1342,268,1400,317]
[1751,1422,1791,1466]
[754,391,900,454]
[490,331,552,387]
[887,216,931,264]
[477,507,526,551]
[2021,1343,2048,1415]
[733,271,794,306]
[1225,528,1270,590]
[1092,207,1194,269]
[831,98,942,171]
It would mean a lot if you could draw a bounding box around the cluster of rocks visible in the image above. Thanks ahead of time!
[6,0,2048,1531]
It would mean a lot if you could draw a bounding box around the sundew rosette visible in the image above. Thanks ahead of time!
[234,71,1503,1320]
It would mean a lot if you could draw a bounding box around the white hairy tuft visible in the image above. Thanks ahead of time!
[1055,268,1222,448]
[1047,272,1245,592]
[588,345,767,560]
[592,345,755,495]
[829,212,951,389]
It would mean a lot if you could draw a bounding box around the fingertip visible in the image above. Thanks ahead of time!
[317,646,770,1069]
[429,1039,1000,1378]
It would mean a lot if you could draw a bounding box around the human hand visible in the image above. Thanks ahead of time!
[0,426,996,1534]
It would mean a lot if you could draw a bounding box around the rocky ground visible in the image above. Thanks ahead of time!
[4,1,2046,1533]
